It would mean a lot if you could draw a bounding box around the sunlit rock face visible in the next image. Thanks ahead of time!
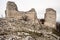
[0,1,59,40]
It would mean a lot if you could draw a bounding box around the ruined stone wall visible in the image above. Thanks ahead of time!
[5,1,24,19]
[44,8,56,29]
[25,8,37,21]
[5,1,37,22]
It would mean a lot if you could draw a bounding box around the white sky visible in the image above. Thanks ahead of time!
[0,0,60,21]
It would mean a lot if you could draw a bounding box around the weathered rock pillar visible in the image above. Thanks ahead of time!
[44,8,56,29]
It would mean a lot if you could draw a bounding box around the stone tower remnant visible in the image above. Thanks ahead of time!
[6,1,18,10]
[5,1,39,24]
[44,8,56,29]
[5,1,18,18]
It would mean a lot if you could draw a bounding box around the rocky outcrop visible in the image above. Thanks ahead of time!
[0,18,59,40]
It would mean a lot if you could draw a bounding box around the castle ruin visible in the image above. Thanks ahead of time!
[5,1,37,21]
[0,1,59,40]
[5,1,56,29]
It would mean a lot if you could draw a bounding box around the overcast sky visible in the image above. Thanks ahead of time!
[0,0,60,21]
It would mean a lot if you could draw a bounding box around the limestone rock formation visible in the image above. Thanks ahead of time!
[0,18,59,40]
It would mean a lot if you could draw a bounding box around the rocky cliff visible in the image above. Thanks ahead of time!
[0,18,59,40]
